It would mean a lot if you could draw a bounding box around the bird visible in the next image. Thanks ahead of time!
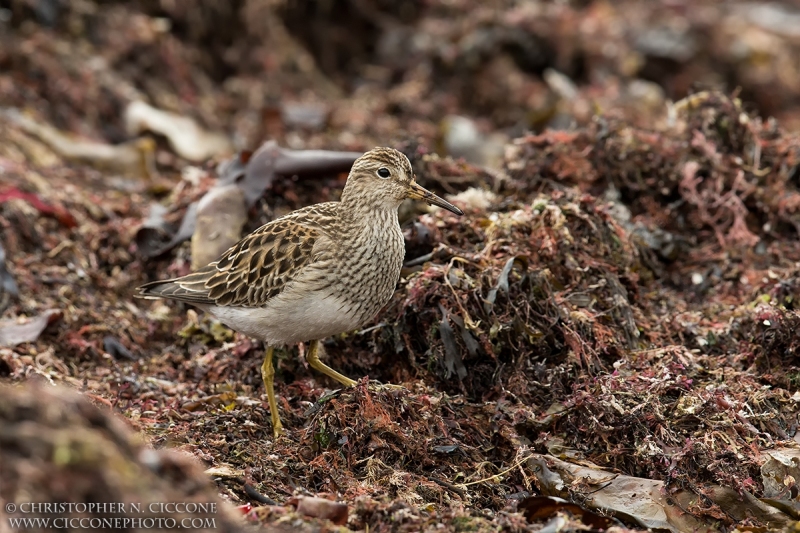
[136,147,464,437]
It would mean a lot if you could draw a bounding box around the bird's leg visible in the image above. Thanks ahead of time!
[306,339,357,387]
[260,345,283,438]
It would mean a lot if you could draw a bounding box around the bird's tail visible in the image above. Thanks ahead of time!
[135,268,216,306]
[135,279,179,300]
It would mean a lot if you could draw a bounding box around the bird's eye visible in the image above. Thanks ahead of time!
[377,167,391,179]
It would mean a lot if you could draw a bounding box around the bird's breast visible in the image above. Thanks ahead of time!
[332,219,405,323]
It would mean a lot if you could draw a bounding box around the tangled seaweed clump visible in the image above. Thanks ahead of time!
[383,188,644,398]
[513,93,800,257]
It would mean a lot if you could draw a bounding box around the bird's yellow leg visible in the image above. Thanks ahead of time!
[306,339,357,387]
[260,346,283,438]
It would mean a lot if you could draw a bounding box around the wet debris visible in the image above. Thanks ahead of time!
[243,484,279,507]
[103,335,136,361]
[0,383,251,533]
[0,240,18,312]
[3,108,156,180]
[135,202,199,259]
[290,496,348,526]
[438,304,468,382]
[124,100,234,162]
[0,309,61,347]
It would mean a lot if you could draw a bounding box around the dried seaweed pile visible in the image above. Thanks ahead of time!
[0,383,248,532]
[514,94,800,255]
[348,95,800,498]
[291,94,800,527]
[2,1,800,532]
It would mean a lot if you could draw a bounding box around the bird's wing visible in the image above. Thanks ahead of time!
[137,203,337,308]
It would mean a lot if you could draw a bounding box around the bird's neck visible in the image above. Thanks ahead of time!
[339,206,401,236]
[338,190,401,231]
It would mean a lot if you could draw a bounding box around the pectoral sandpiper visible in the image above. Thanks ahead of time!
[137,147,464,437]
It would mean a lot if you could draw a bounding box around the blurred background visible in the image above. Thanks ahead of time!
[2,0,799,167]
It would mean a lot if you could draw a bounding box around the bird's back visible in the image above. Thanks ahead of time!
[136,202,341,308]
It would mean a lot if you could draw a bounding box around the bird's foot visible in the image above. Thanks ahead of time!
[272,421,285,440]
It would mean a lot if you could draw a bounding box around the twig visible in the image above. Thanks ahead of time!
[404,243,460,268]
[404,252,434,267]
[243,482,279,506]
[426,476,467,499]
[356,322,387,335]
[455,453,534,489]
[444,257,480,330]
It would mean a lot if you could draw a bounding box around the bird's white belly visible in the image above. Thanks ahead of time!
[207,290,363,346]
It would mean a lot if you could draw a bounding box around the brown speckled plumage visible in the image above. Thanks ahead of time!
[136,147,463,437]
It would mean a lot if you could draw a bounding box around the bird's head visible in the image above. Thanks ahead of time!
[342,147,463,216]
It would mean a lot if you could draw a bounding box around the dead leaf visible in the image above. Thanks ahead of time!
[292,496,348,526]
[135,202,198,259]
[702,485,793,524]
[124,100,233,162]
[526,453,718,533]
[0,310,62,347]
[518,495,619,529]
[181,391,237,412]
[761,448,800,500]
[484,255,527,313]
[438,304,468,380]
[4,108,155,179]
[191,184,247,269]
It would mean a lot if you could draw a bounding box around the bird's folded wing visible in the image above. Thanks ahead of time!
[137,217,321,308]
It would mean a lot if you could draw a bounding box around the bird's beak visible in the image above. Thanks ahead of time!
[407,181,464,216]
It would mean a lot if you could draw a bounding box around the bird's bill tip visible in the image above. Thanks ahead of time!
[407,182,464,216]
